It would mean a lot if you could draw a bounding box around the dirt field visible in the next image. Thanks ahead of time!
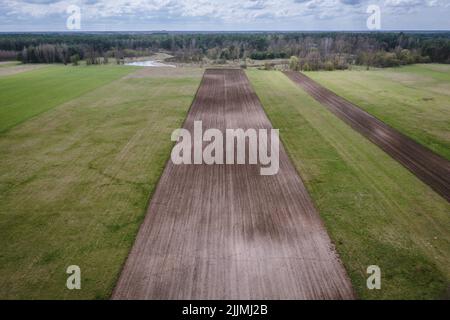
[0,64,46,77]
[112,69,354,300]
[124,66,204,79]
[0,66,201,299]
[284,71,450,203]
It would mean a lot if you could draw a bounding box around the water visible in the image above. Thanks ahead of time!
[125,60,176,68]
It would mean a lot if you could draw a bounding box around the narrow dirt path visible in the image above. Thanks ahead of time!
[112,69,354,300]
[284,71,450,203]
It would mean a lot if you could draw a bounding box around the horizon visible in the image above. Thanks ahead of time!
[1,29,450,34]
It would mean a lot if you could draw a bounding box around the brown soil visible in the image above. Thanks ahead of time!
[112,69,354,300]
[284,71,450,203]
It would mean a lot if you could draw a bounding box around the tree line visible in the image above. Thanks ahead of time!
[0,32,448,69]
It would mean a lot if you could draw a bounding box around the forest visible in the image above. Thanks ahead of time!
[0,32,449,70]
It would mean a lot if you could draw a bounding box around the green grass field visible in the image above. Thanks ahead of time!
[304,64,450,161]
[0,66,202,299]
[247,69,450,299]
[0,65,137,133]
[1,64,448,300]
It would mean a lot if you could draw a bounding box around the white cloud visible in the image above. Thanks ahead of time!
[384,0,448,8]
[385,0,422,7]
[1,0,356,21]
[0,0,449,30]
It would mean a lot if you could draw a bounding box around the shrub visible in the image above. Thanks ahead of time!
[324,60,335,71]
[289,56,300,71]
[70,54,80,66]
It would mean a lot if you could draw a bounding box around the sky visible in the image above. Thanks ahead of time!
[0,0,449,32]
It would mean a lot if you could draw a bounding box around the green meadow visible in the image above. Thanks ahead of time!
[247,69,450,299]
[1,63,448,300]
[0,65,136,133]
[304,64,450,161]
[0,66,202,299]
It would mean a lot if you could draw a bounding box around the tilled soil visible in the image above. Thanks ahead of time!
[284,71,450,203]
[112,69,354,300]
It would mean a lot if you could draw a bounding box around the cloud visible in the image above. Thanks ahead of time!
[384,0,423,7]
[383,0,449,8]
[0,0,448,30]
[243,0,268,10]
[340,0,363,4]
[22,0,61,3]
[383,0,445,14]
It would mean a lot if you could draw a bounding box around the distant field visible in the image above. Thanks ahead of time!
[0,63,46,78]
[0,61,20,68]
[0,65,136,133]
[305,64,450,161]
[247,69,450,299]
[0,66,202,299]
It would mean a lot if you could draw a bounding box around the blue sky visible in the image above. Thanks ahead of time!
[0,0,449,31]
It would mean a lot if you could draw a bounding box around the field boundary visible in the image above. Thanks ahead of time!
[284,71,450,203]
[112,69,354,299]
